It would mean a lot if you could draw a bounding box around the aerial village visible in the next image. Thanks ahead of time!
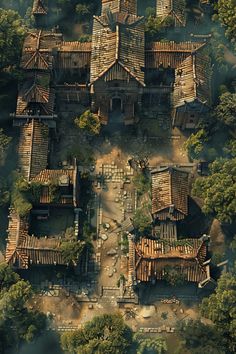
[0,0,236,353]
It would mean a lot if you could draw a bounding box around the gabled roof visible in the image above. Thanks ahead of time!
[102,0,137,15]
[31,169,76,205]
[90,13,145,85]
[145,41,206,69]
[5,210,65,269]
[130,237,210,284]
[21,30,63,70]
[151,167,189,221]
[57,41,91,70]
[16,73,55,117]
[18,120,49,181]
[156,0,186,27]
[173,48,212,109]
[32,0,47,15]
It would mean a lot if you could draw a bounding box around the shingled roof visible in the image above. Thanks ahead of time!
[173,49,212,109]
[31,168,77,206]
[129,237,210,285]
[5,210,65,269]
[32,0,47,15]
[90,12,145,85]
[16,73,55,118]
[21,30,63,70]
[57,41,91,70]
[156,0,186,27]
[18,120,49,181]
[151,167,189,221]
[102,0,137,15]
[145,41,206,69]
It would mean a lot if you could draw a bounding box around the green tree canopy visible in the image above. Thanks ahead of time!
[75,110,101,135]
[0,128,11,154]
[183,129,208,160]
[0,8,26,71]
[0,264,47,352]
[215,92,236,129]
[200,270,236,353]
[61,314,133,354]
[133,172,151,196]
[176,320,226,354]
[60,240,89,265]
[134,333,167,354]
[133,207,152,234]
[0,262,19,291]
[192,158,236,223]
[216,0,236,41]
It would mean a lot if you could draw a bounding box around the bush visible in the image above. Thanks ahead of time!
[74,110,101,135]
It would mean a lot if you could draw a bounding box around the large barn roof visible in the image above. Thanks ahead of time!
[151,167,189,221]
[90,13,145,85]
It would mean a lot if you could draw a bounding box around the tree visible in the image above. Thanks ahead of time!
[0,8,26,71]
[133,208,152,234]
[0,177,10,206]
[176,320,226,354]
[60,239,93,266]
[74,110,101,135]
[192,158,236,223]
[145,15,175,39]
[215,92,236,129]
[201,270,236,353]
[76,4,90,22]
[0,263,19,291]
[183,129,208,160]
[134,333,167,354]
[0,128,11,155]
[11,174,32,217]
[0,264,47,353]
[163,267,187,287]
[61,314,133,354]
[216,0,236,41]
[133,172,151,196]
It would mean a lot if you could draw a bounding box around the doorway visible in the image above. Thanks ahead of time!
[112,97,122,112]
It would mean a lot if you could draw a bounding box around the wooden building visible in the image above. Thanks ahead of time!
[13,0,212,128]
[32,166,79,207]
[151,167,189,221]
[5,209,66,270]
[128,236,212,287]
[156,0,186,27]
[18,119,49,181]
[90,6,145,124]
[32,0,48,27]
[172,46,212,129]
[101,0,137,15]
